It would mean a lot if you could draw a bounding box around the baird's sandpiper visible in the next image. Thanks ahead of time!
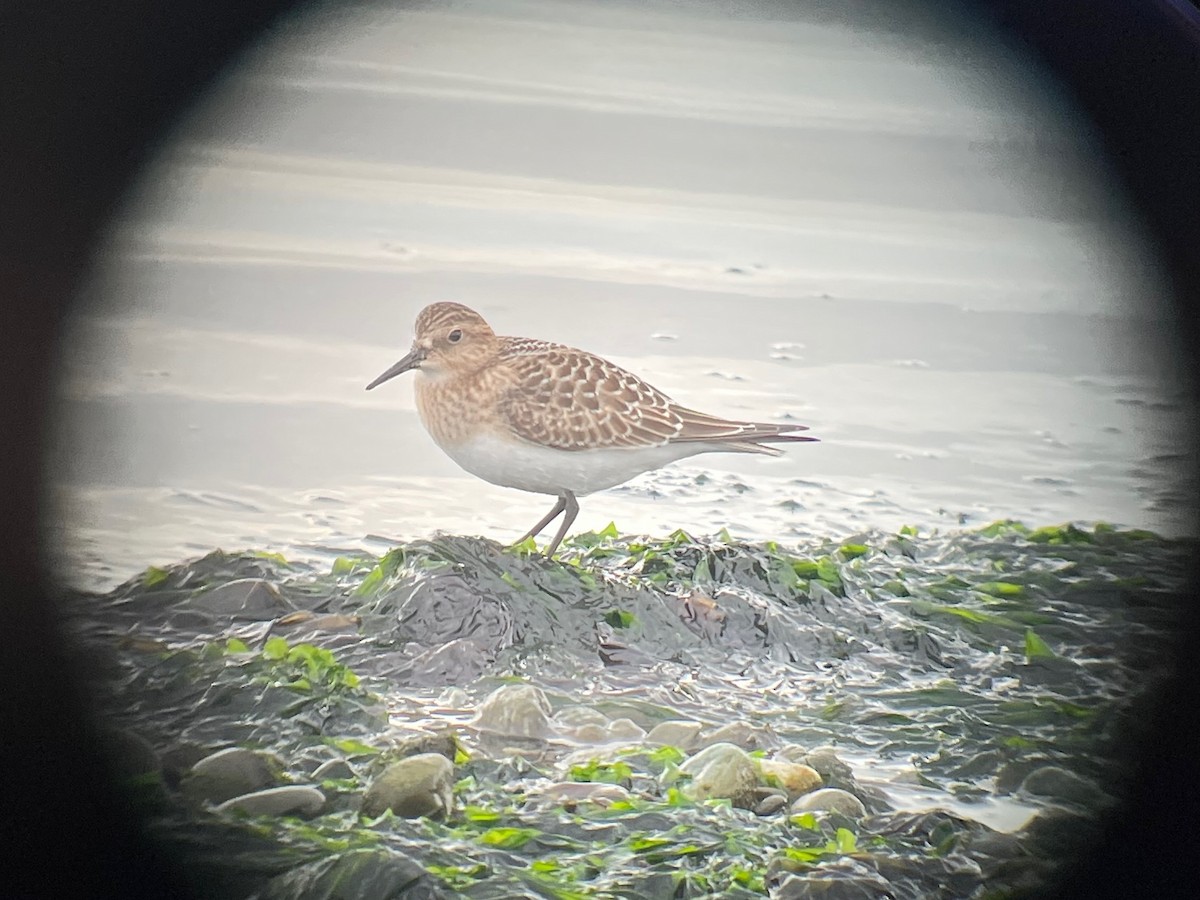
[366,302,817,555]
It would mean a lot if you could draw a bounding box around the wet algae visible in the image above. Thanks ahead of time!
[67,523,1191,898]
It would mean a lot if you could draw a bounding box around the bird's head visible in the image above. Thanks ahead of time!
[365,302,497,389]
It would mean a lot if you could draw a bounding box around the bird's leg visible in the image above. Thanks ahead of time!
[513,494,567,546]
[543,491,579,558]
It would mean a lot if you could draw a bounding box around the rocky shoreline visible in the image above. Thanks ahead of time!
[70,523,1189,898]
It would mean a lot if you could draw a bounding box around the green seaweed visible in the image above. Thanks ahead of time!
[569,759,634,785]
[1024,629,1056,660]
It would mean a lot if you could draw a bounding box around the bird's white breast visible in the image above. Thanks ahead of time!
[440,433,702,496]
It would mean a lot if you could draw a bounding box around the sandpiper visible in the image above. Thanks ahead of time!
[366,302,817,556]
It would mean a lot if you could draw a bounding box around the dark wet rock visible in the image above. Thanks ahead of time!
[995,756,1054,793]
[393,573,515,652]
[802,747,855,781]
[274,612,361,636]
[258,848,448,900]
[183,747,279,805]
[393,731,459,762]
[791,788,867,819]
[646,719,703,749]
[948,749,1005,779]
[1020,807,1103,860]
[679,742,760,807]
[361,753,454,819]
[312,758,356,782]
[864,808,989,843]
[1020,765,1110,807]
[159,743,215,785]
[216,785,326,818]
[754,792,789,816]
[472,683,553,738]
[101,728,161,779]
[166,609,221,630]
[196,579,294,619]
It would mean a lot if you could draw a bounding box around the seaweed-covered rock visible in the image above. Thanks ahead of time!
[197,579,293,619]
[361,753,453,819]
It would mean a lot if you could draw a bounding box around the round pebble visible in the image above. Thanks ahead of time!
[362,753,454,819]
[216,785,325,818]
[791,787,868,819]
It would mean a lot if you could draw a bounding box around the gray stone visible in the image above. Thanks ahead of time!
[679,742,760,807]
[701,720,775,750]
[771,743,810,765]
[553,705,609,729]
[607,718,646,741]
[647,719,703,750]
[572,723,609,743]
[472,684,553,739]
[183,747,278,804]
[216,785,326,818]
[791,787,868,819]
[362,753,454,819]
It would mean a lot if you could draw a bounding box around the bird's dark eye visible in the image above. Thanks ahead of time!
[448,328,463,343]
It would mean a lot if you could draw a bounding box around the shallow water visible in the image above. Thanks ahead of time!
[50,0,1193,593]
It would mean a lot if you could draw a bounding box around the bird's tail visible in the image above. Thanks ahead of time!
[670,407,818,454]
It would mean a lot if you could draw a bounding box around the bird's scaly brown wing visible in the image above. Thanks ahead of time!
[496,339,683,450]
